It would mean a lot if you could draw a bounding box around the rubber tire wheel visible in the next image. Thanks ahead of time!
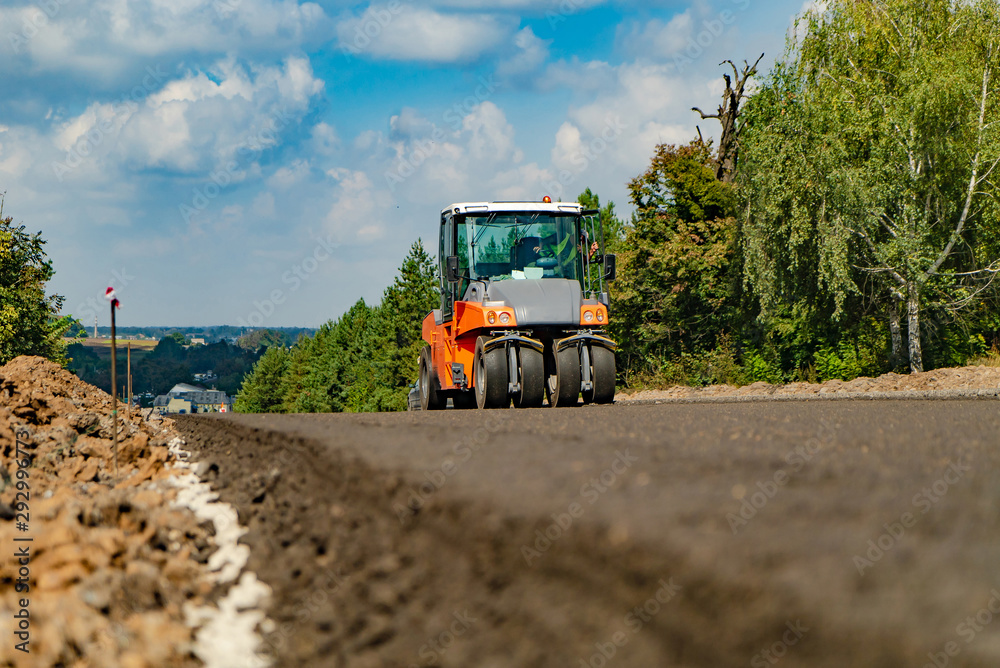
[419,347,445,411]
[548,342,581,407]
[582,345,616,405]
[513,346,545,408]
[475,336,509,409]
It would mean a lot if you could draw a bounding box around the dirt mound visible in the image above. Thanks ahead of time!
[0,356,213,667]
[618,364,1000,402]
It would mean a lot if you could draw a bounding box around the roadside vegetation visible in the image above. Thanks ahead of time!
[234,242,437,413]
[614,0,1000,389]
[0,202,73,366]
[68,335,269,399]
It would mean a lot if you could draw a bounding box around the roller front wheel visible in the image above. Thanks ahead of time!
[475,336,510,409]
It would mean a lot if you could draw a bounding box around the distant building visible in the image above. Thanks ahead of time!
[190,337,206,346]
[193,371,218,383]
[154,383,233,414]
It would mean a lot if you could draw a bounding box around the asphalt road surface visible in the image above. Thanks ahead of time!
[175,399,1000,668]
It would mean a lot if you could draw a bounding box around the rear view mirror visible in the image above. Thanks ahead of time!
[604,254,617,282]
[446,256,460,284]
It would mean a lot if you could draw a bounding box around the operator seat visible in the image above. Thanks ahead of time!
[512,236,542,270]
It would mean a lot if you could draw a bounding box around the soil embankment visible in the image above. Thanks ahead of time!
[0,356,258,667]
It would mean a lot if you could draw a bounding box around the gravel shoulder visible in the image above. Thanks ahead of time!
[616,364,1000,403]
[0,356,267,667]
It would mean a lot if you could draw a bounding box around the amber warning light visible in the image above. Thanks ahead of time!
[542,196,552,203]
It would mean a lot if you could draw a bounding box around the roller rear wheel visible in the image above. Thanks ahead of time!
[582,345,616,405]
[475,336,509,409]
[547,342,581,407]
[513,346,544,408]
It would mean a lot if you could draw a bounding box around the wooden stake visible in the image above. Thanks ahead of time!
[110,304,118,482]
[127,342,132,419]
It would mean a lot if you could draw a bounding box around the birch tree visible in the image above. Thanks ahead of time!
[741,0,1000,372]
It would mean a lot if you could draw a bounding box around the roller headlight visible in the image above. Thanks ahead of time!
[499,312,511,325]
[584,310,595,323]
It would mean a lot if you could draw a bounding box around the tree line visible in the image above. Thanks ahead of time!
[233,242,437,413]
[612,0,1000,386]
[68,334,266,399]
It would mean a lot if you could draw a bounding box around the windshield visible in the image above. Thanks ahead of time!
[466,213,584,282]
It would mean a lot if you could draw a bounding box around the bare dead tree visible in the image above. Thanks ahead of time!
[692,54,765,183]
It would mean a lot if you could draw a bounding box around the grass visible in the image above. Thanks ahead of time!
[64,337,158,361]
[66,337,159,349]
[969,347,1000,368]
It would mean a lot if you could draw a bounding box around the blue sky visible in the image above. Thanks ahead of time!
[0,0,810,328]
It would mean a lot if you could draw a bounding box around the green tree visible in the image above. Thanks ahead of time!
[234,240,438,414]
[578,187,626,253]
[741,0,1000,372]
[236,329,287,352]
[349,240,438,412]
[0,210,72,366]
[613,140,739,372]
[234,345,290,413]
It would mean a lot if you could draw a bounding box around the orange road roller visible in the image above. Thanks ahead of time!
[419,199,617,409]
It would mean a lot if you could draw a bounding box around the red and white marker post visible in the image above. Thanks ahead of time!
[105,287,121,481]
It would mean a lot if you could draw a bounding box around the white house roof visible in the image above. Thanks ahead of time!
[443,202,585,216]
[169,383,205,394]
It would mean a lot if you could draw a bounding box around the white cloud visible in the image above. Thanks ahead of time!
[539,57,726,206]
[616,11,697,60]
[269,159,312,189]
[107,56,324,173]
[0,0,331,82]
[496,27,550,83]
[463,102,520,163]
[324,168,386,242]
[336,5,515,63]
[310,122,340,156]
[252,191,276,218]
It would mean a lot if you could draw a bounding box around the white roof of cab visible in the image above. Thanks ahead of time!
[443,201,584,215]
